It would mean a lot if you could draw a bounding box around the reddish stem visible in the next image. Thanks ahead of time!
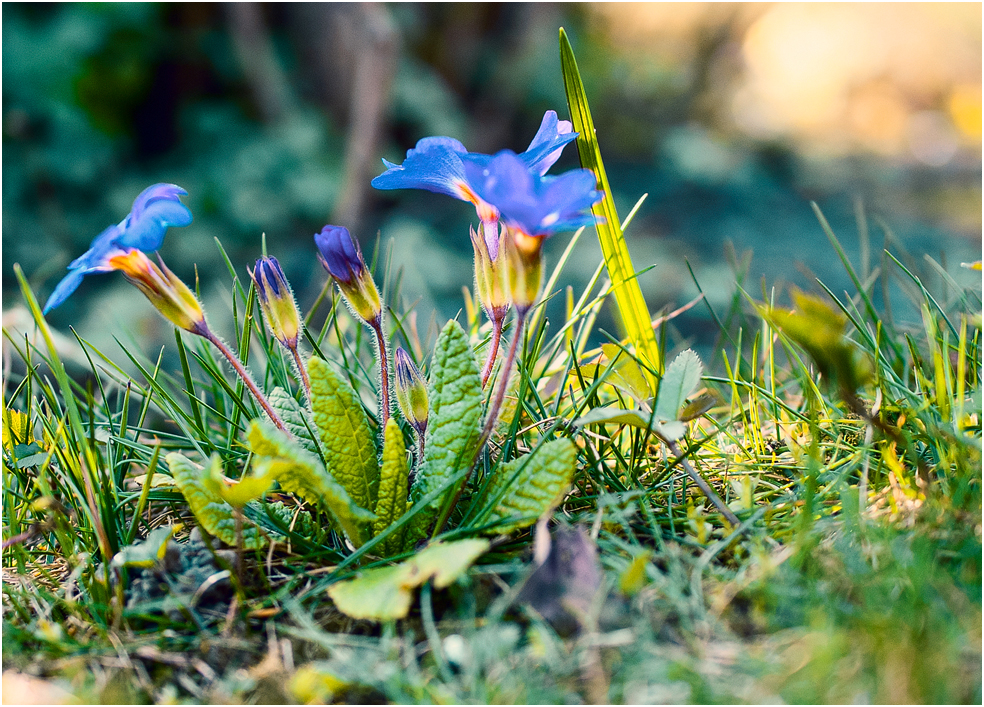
[290,345,312,402]
[370,318,391,429]
[204,329,289,433]
[480,314,505,389]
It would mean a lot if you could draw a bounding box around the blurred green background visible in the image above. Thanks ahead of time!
[3,2,981,360]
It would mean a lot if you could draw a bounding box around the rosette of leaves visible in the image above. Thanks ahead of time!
[171,319,581,621]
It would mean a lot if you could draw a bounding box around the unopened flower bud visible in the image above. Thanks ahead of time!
[250,256,301,349]
[108,250,208,335]
[503,226,544,315]
[394,346,428,437]
[314,225,382,324]
[470,224,510,321]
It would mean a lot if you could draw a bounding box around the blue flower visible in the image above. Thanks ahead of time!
[314,225,366,284]
[370,111,578,220]
[43,184,193,314]
[314,225,382,324]
[461,150,602,238]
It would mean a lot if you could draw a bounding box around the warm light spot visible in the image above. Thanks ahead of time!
[847,82,910,155]
[949,84,983,142]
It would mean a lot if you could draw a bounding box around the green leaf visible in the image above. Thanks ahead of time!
[246,420,375,547]
[560,28,662,376]
[372,419,410,556]
[405,321,483,546]
[764,290,869,392]
[574,408,686,442]
[307,357,380,511]
[201,458,278,509]
[653,349,703,423]
[601,343,652,402]
[619,550,652,597]
[167,453,266,549]
[268,386,321,457]
[327,539,489,621]
[111,525,180,569]
[479,439,577,534]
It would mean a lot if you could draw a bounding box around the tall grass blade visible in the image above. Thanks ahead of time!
[560,28,662,375]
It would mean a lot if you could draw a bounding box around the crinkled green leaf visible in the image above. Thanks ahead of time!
[480,439,577,534]
[372,419,409,557]
[653,349,703,423]
[405,321,483,546]
[247,420,374,547]
[262,500,316,539]
[268,386,321,457]
[327,539,489,621]
[111,525,179,569]
[167,453,266,549]
[308,357,379,511]
[574,408,687,442]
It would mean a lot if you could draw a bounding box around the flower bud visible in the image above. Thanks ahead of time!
[502,226,544,315]
[108,250,208,335]
[250,256,301,349]
[314,225,382,324]
[470,223,510,321]
[393,346,428,437]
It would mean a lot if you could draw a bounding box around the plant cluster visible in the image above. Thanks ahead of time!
[2,31,980,704]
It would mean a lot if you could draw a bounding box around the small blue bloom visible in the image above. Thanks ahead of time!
[461,150,602,238]
[314,225,365,284]
[314,225,382,323]
[43,183,193,314]
[370,111,577,217]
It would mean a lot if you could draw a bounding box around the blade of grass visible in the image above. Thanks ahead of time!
[560,28,662,376]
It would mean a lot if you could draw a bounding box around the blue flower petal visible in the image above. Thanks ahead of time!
[314,225,364,283]
[129,183,189,224]
[462,150,602,237]
[43,183,192,314]
[371,137,469,198]
[42,271,88,315]
[118,198,193,252]
[519,110,577,176]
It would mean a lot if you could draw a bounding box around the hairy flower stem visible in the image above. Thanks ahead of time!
[202,328,289,433]
[290,345,312,402]
[479,308,527,448]
[480,314,506,389]
[370,317,391,429]
[667,439,740,526]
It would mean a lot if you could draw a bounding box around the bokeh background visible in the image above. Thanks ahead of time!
[3,3,981,364]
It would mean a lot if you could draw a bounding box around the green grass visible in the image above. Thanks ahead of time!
[3,195,981,703]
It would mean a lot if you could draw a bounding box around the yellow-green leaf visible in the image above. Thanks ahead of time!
[372,419,410,556]
[327,539,489,621]
[202,459,278,508]
[167,453,266,549]
[307,357,380,511]
[619,550,652,597]
[574,407,686,442]
[405,321,483,547]
[247,420,374,547]
[560,28,661,376]
[111,525,181,569]
[479,439,577,534]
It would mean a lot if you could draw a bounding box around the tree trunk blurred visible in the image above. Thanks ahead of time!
[330,4,398,233]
